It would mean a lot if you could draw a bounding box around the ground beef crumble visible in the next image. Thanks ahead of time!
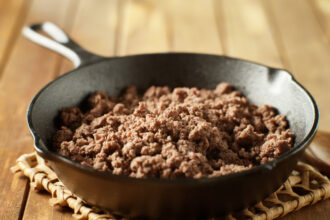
[53,83,294,178]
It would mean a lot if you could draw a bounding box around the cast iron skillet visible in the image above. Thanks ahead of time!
[23,22,319,219]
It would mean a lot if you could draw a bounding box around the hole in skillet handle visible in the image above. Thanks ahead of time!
[22,21,105,69]
[22,22,109,163]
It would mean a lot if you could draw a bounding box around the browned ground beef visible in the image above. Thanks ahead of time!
[53,83,294,178]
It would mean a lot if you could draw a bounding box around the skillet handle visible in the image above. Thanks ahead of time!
[22,22,104,68]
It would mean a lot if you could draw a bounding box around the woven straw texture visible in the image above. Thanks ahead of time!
[11,152,330,220]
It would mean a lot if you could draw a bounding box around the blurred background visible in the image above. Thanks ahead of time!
[1,0,330,218]
[1,0,330,130]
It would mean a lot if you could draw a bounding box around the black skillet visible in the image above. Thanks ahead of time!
[23,22,319,219]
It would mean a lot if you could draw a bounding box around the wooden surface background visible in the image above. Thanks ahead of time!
[0,0,330,219]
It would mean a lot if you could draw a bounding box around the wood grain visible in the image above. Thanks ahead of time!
[118,0,223,55]
[166,0,223,53]
[69,0,118,57]
[0,0,29,74]
[266,0,330,132]
[303,130,330,175]
[309,0,330,41]
[116,0,170,55]
[217,0,283,68]
[57,0,119,76]
[0,0,329,219]
[23,191,73,220]
[0,0,78,219]
[280,199,330,220]
[23,1,119,218]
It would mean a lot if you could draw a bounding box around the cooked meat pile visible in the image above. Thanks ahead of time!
[53,83,294,178]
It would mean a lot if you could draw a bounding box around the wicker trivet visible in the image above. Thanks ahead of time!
[11,152,330,220]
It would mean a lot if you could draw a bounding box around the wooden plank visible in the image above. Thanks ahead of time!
[280,199,330,220]
[23,191,73,220]
[117,0,224,56]
[217,1,330,217]
[265,0,330,132]
[1,0,327,219]
[0,0,28,73]
[165,0,223,54]
[23,1,119,219]
[0,0,79,219]
[67,0,118,57]
[116,0,169,55]
[309,0,330,41]
[216,0,283,68]
[57,0,119,76]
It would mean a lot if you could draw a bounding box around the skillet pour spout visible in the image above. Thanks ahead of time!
[23,22,319,219]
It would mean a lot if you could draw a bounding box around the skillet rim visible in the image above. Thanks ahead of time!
[27,52,319,184]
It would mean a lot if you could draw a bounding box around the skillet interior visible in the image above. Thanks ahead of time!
[31,53,315,146]
[28,53,318,218]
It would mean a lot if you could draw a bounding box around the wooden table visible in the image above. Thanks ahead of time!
[1,0,330,219]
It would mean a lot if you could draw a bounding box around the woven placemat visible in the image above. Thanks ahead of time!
[11,152,330,220]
